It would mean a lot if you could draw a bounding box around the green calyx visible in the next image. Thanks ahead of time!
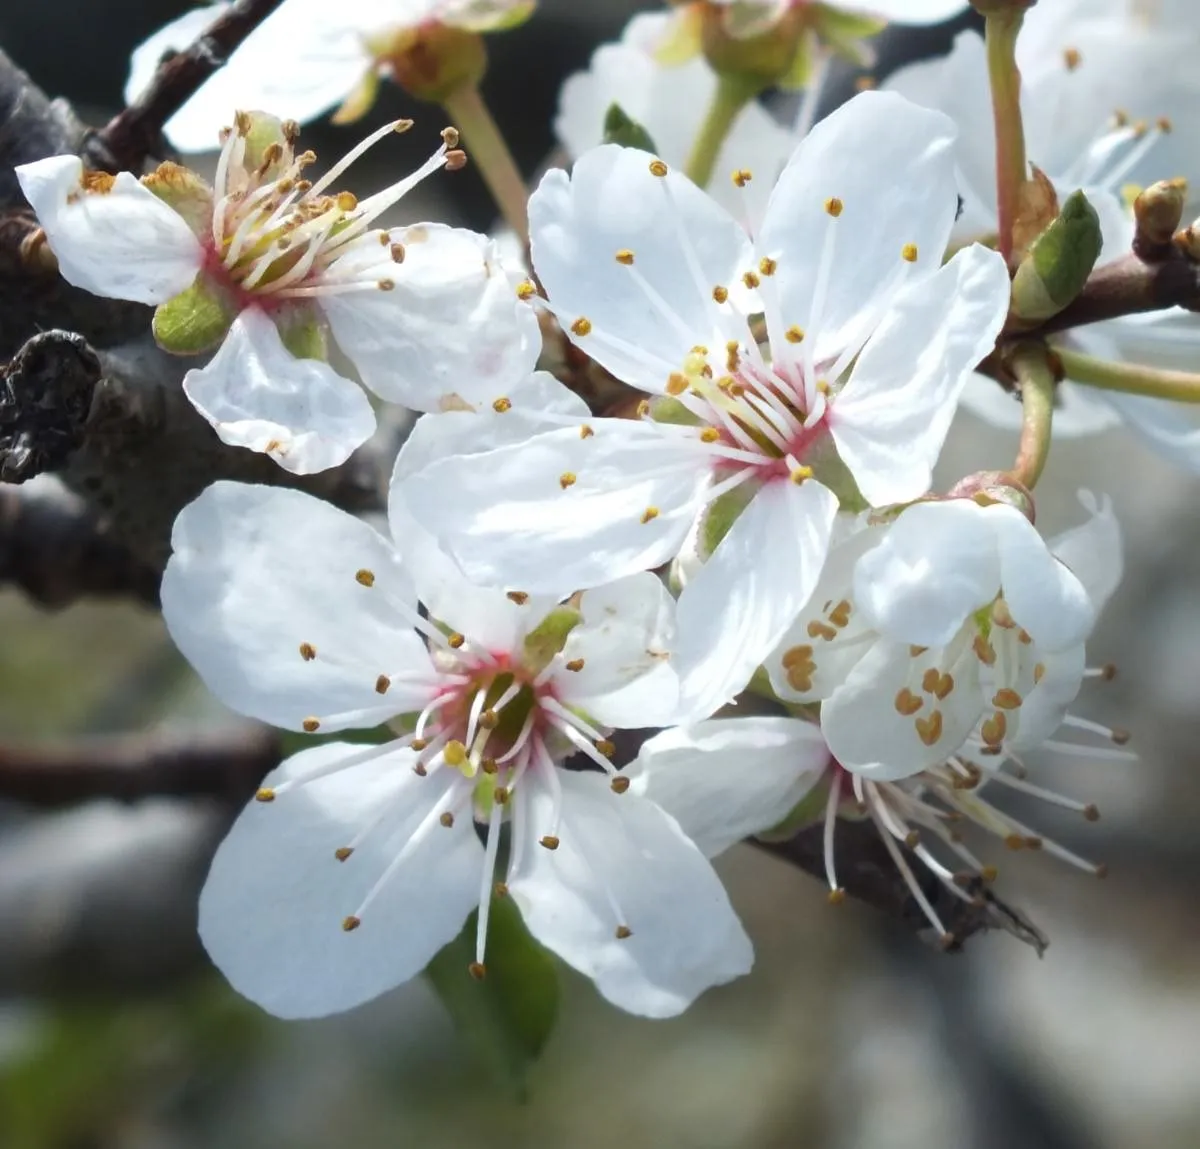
[520,606,582,675]
[377,24,488,103]
[140,161,214,238]
[603,104,659,153]
[152,275,236,356]
[239,112,297,181]
[1011,188,1103,322]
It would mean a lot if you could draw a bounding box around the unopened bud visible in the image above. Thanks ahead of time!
[945,472,1035,520]
[602,103,659,153]
[1134,178,1187,259]
[1176,217,1200,261]
[377,24,488,103]
[1010,188,1102,322]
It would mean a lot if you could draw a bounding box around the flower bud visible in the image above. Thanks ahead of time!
[152,277,236,356]
[375,24,488,104]
[1010,188,1103,322]
[603,104,659,153]
[945,471,1035,520]
[1133,178,1187,259]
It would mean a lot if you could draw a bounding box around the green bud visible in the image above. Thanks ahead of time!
[602,104,659,153]
[239,112,297,180]
[520,606,582,674]
[1010,188,1102,322]
[152,275,236,356]
[140,161,214,238]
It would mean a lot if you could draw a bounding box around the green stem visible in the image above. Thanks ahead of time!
[440,83,529,245]
[1057,346,1200,403]
[1009,344,1055,489]
[684,72,761,189]
[985,11,1027,266]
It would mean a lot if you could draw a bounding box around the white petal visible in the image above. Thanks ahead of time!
[509,771,752,1018]
[16,155,202,304]
[1006,643,1086,749]
[626,717,829,857]
[183,308,376,474]
[199,740,481,1019]
[756,90,960,366]
[556,572,679,727]
[821,639,981,777]
[322,226,542,412]
[831,243,1012,506]
[675,479,839,719]
[553,12,792,220]
[529,144,754,393]
[161,481,436,732]
[990,502,1094,651]
[853,498,1001,647]
[1048,490,1124,613]
[403,420,711,594]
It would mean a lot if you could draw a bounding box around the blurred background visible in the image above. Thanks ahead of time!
[1,3,1195,1147]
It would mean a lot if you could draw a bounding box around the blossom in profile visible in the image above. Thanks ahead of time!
[125,0,536,152]
[16,113,536,473]
[159,466,809,1019]
[401,91,1011,718]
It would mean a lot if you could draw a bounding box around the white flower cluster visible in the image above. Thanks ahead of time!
[19,0,1184,1023]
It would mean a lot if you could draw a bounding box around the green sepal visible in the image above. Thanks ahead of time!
[425,895,559,1099]
[698,480,758,560]
[152,276,236,356]
[240,112,294,180]
[1011,188,1103,321]
[140,162,213,238]
[520,606,582,674]
[811,5,886,68]
[276,306,329,362]
[602,103,659,153]
[648,395,702,426]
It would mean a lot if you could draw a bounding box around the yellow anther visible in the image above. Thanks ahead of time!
[447,632,465,649]
[759,256,777,276]
[494,881,509,897]
[494,786,510,805]
[255,787,276,803]
[781,644,814,668]
[390,242,406,263]
[1084,804,1100,822]
[565,658,585,672]
[479,708,499,729]
[732,168,753,187]
[1158,116,1173,133]
[815,379,831,394]
[595,739,616,757]
[981,711,1007,747]
[611,776,630,794]
[355,568,376,587]
[615,924,633,939]
[807,619,837,641]
[540,835,560,850]
[828,600,852,628]
[649,159,669,177]
[921,668,954,699]
[443,740,470,770]
[828,888,847,905]
[1113,108,1130,128]
[375,674,390,694]
[440,811,455,827]
[1063,46,1081,70]
[1017,628,1032,645]
[666,372,688,396]
[492,396,512,413]
[302,717,321,732]
[915,710,943,746]
[507,591,529,605]
[991,599,1015,628]
[700,427,721,443]
[299,642,317,661]
[579,424,594,438]
[909,645,928,657]
[824,196,844,217]
[973,634,996,665]
[615,248,635,265]
[559,471,577,489]
[571,316,592,336]
[481,757,498,774]
[342,915,361,932]
[1033,662,1046,684]
[516,280,536,300]
[742,270,760,289]
[992,688,1023,709]
[636,399,651,418]
[376,278,395,291]
[790,465,813,484]
[410,737,428,752]
[468,961,486,980]
[785,326,805,344]
[641,506,659,524]
[441,125,460,148]
[901,243,918,262]
[335,190,357,212]
[894,688,923,716]
[335,846,353,861]
[855,76,877,91]
[712,285,729,303]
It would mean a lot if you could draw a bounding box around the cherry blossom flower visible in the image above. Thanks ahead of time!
[401,91,1011,718]
[15,113,537,473]
[161,476,777,1019]
[886,21,1200,470]
[768,491,1125,777]
[555,12,793,220]
[126,0,535,153]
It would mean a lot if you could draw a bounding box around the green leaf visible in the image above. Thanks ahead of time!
[1011,188,1103,321]
[602,103,659,153]
[426,895,559,1099]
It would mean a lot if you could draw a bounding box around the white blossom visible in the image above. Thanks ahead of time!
[16,114,537,473]
[688,0,969,40]
[400,91,1010,718]
[161,473,782,1019]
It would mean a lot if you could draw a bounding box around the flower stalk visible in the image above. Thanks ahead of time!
[1009,342,1056,489]
[684,72,761,188]
[984,8,1028,265]
[1057,345,1200,404]
[441,82,530,244]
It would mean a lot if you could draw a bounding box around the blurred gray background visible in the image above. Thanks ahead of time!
[2,3,1197,1148]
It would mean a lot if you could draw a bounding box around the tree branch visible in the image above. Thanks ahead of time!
[88,0,290,173]
[0,724,280,807]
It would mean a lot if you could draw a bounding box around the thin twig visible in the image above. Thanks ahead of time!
[90,0,289,172]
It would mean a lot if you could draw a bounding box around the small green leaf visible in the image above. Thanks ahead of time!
[426,896,559,1098]
[1011,188,1103,321]
[602,104,659,153]
[152,276,236,355]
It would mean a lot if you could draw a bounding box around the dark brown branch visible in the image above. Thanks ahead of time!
[0,725,280,808]
[0,476,159,607]
[88,0,290,173]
